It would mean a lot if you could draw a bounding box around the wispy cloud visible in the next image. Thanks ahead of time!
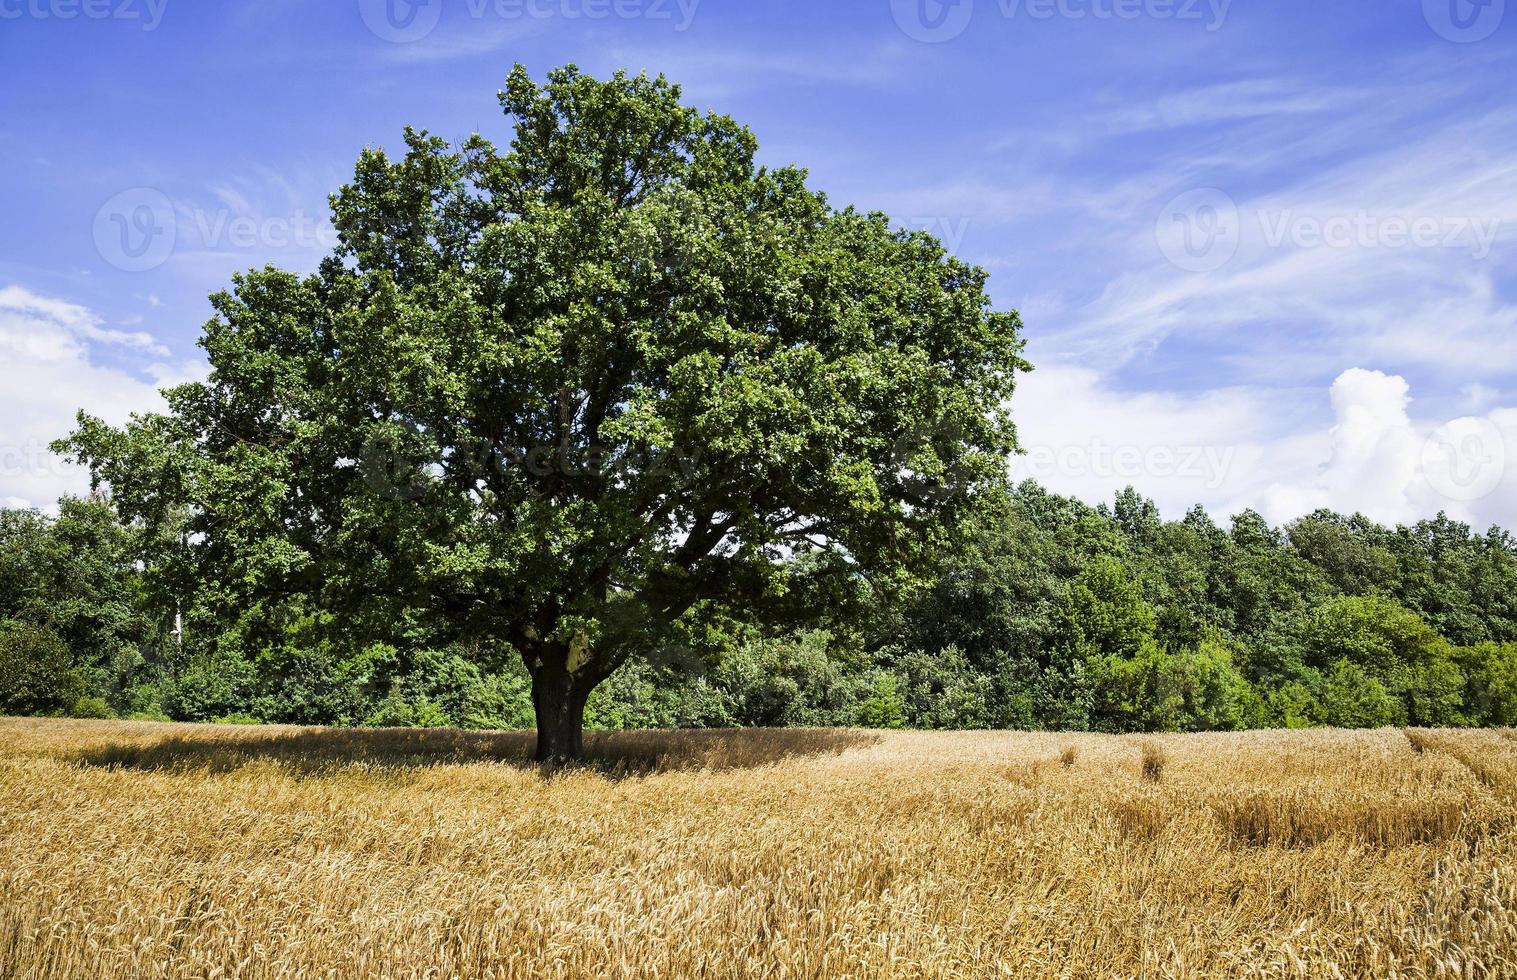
[0,285,169,356]
[0,285,203,510]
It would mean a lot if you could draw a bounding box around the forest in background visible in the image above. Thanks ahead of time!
[4,481,1514,734]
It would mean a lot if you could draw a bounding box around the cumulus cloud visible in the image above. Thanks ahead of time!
[1012,365,1517,530]
[0,285,202,511]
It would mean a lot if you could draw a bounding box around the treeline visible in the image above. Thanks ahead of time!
[3,483,1515,732]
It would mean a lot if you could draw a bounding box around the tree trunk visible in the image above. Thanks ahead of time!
[531,662,592,765]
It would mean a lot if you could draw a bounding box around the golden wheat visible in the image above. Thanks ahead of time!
[2,720,1515,979]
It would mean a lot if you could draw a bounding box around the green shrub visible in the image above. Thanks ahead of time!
[456,670,535,730]
[895,646,995,730]
[165,649,255,722]
[1313,660,1401,728]
[1265,680,1321,729]
[855,671,905,729]
[1399,657,1468,728]
[1087,639,1255,733]
[362,684,452,728]
[1458,642,1517,726]
[0,620,86,716]
[1299,595,1447,674]
[68,696,116,719]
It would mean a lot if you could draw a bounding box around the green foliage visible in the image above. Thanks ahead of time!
[68,696,117,720]
[0,499,170,714]
[455,670,536,731]
[165,649,255,723]
[1458,642,1517,726]
[363,689,451,729]
[56,65,1030,759]
[1053,556,1157,661]
[1087,639,1256,734]
[855,671,906,730]
[1311,660,1401,729]
[0,620,86,716]
[894,646,995,730]
[1265,681,1321,729]
[1299,595,1448,674]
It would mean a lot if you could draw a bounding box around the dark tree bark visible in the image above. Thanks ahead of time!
[529,657,594,764]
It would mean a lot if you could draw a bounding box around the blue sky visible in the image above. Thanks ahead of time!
[1,0,1514,526]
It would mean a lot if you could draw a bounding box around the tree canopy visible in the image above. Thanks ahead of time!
[58,65,1031,760]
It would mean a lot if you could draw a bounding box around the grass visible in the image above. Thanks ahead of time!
[2,720,1516,978]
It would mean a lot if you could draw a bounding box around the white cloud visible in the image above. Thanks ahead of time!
[0,285,202,511]
[1043,104,1517,385]
[0,285,169,356]
[1012,365,1517,530]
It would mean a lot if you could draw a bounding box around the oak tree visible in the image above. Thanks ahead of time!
[61,66,1030,761]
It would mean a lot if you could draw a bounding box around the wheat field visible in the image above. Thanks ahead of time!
[2,719,1515,979]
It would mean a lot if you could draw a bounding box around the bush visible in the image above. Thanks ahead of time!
[1265,680,1321,729]
[855,671,905,729]
[362,685,451,728]
[1398,657,1467,728]
[68,696,117,719]
[716,632,869,728]
[1087,639,1255,734]
[455,670,535,730]
[1299,595,1447,674]
[895,646,995,730]
[165,649,255,722]
[0,620,86,716]
[1313,660,1401,728]
[1459,642,1517,726]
